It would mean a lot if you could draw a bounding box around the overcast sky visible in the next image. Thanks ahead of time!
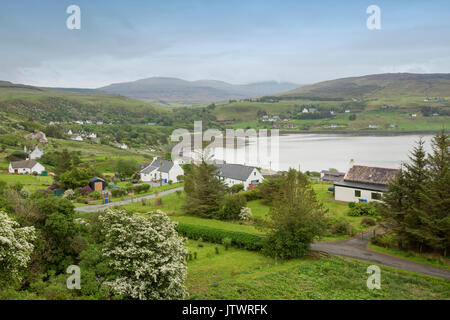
[1,0,450,88]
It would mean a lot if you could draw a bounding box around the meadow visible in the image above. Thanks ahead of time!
[185,240,450,299]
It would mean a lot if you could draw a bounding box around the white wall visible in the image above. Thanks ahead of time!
[334,186,383,203]
[244,168,264,190]
[9,163,45,175]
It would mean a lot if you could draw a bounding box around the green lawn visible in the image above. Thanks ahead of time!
[185,240,450,299]
[0,173,53,184]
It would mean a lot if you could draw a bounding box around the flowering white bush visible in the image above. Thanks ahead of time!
[100,209,188,300]
[0,211,36,285]
[62,189,75,200]
[239,207,253,221]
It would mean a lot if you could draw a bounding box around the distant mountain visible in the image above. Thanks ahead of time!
[279,73,450,100]
[97,77,299,104]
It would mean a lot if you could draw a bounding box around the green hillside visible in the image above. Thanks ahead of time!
[280,73,450,100]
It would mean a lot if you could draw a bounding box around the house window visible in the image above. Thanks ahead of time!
[254,172,256,175]
[371,192,381,200]
[354,190,361,197]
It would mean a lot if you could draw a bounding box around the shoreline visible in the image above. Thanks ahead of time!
[278,129,446,136]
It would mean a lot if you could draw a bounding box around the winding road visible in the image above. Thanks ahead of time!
[312,228,450,280]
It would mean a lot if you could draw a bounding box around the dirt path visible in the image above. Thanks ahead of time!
[74,187,183,213]
[311,228,450,280]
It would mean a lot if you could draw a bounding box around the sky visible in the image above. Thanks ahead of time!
[1,0,450,88]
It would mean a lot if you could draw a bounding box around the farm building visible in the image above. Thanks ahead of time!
[9,160,45,175]
[320,170,345,182]
[89,177,106,191]
[215,163,264,190]
[334,165,399,203]
[140,158,184,183]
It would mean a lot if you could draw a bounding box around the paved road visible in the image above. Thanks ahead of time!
[74,187,183,213]
[311,228,450,280]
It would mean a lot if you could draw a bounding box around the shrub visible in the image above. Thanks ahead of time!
[168,180,173,185]
[78,186,93,196]
[239,207,253,221]
[176,223,264,251]
[111,188,126,198]
[222,237,232,250]
[230,184,244,194]
[348,202,356,208]
[361,217,376,226]
[329,218,352,235]
[240,189,261,201]
[347,202,377,217]
[215,193,247,220]
[91,191,102,200]
[62,189,75,200]
[153,196,162,206]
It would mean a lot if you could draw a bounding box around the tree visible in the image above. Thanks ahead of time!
[183,160,226,217]
[115,159,139,178]
[420,130,450,255]
[0,211,36,287]
[380,132,450,255]
[59,166,98,190]
[216,193,247,220]
[262,169,327,259]
[100,209,187,300]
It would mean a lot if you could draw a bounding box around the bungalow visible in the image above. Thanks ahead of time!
[334,165,399,203]
[140,158,184,183]
[9,160,45,175]
[320,170,345,182]
[215,163,264,190]
[70,135,83,141]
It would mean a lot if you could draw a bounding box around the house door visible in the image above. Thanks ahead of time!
[94,181,103,191]
[14,169,18,174]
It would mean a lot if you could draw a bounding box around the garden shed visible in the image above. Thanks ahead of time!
[89,177,106,191]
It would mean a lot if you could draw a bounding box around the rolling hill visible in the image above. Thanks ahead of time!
[97,77,299,105]
[279,73,450,100]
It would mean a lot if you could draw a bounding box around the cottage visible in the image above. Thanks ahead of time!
[302,108,309,113]
[215,163,264,190]
[140,158,184,183]
[320,170,345,182]
[9,160,45,175]
[334,165,399,203]
[28,146,44,160]
[70,135,83,141]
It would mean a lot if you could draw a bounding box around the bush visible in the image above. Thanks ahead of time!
[91,191,102,200]
[240,189,261,201]
[62,189,75,200]
[216,193,247,220]
[347,202,377,217]
[176,223,264,251]
[239,207,253,221]
[230,184,244,194]
[329,218,352,235]
[262,230,310,259]
[222,237,232,250]
[111,188,127,198]
[361,217,376,226]
[371,233,399,249]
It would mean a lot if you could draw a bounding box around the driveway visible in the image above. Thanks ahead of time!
[75,187,183,213]
[311,228,450,280]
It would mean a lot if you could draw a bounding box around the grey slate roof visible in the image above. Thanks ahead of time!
[10,160,39,169]
[140,158,174,174]
[215,163,256,181]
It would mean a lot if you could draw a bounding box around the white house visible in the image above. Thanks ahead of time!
[215,163,264,190]
[28,146,44,160]
[70,135,83,141]
[140,158,184,183]
[302,108,309,113]
[334,165,399,203]
[9,160,45,175]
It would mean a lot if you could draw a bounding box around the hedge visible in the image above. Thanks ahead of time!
[176,222,264,251]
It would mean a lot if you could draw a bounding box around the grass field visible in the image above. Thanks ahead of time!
[368,243,450,270]
[185,240,450,299]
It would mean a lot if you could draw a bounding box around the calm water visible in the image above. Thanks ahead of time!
[212,133,434,172]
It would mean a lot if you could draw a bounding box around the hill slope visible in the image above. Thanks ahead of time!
[280,73,450,100]
[98,77,299,104]
[0,81,169,124]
